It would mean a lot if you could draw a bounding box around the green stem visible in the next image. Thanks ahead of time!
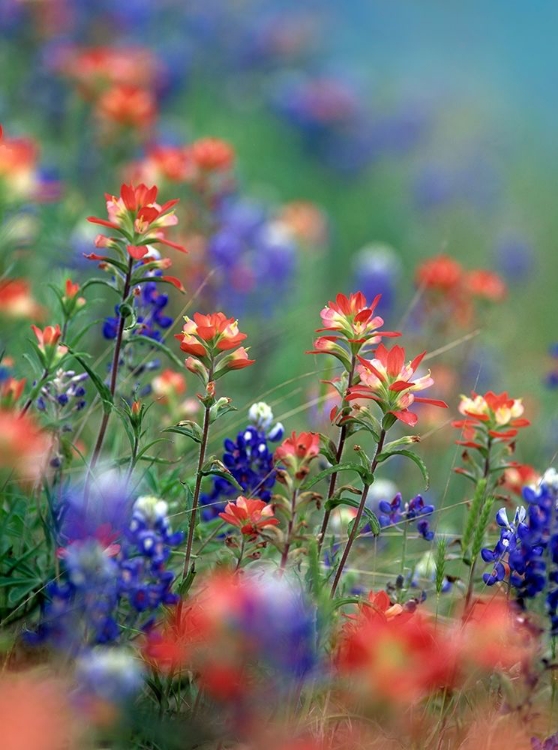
[88,255,134,475]
[280,487,299,572]
[182,402,212,581]
[317,354,357,554]
[330,428,386,597]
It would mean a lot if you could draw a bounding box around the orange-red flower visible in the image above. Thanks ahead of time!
[453,391,530,441]
[337,609,458,704]
[465,269,507,302]
[189,137,235,172]
[151,369,187,400]
[175,312,248,359]
[415,254,463,292]
[31,323,62,350]
[96,84,156,131]
[219,496,279,537]
[88,182,186,258]
[502,463,539,496]
[0,377,26,407]
[0,409,51,481]
[275,431,320,480]
[0,279,43,319]
[316,291,399,347]
[347,343,447,427]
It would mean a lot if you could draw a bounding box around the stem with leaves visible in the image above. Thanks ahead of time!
[330,428,386,597]
[89,256,134,474]
[317,355,357,554]
[182,396,212,582]
[280,487,299,572]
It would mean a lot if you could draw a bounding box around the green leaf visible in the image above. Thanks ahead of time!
[376,449,429,488]
[200,465,243,492]
[164,421,203,444]
[126,335,185,369]
[325,494,381,536]
[69,351,113,415]
[300,462,371,491]
[178,565,196,596]
[78,277,119,295]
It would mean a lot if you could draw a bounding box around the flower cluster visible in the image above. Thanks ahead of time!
[348,343,447,427]
[88,182,186,260]
[103,277,173,343]
[36,368,87,416]
[176,311,254,382]
[275,431,320,482]
[219,496,279,538]
[199,403,283,521]
[28,494,182,652]
[482,469,558,633]
[415,253,507,328]
[378,493,436,541]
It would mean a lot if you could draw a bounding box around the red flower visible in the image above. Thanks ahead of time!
[175,312,253,378]
[219,496,279,537]
[465,269,507,302]
[0,279,43,319]
[88,182,186,258]
[189,137,235,172]
[315,291,399,348]
[347,343,447,427]
[31,323,62,350]
[0,409,51,481]
[453,391,530,441]
[275,431,320,480]
[415,254,463,292]
[96,84,156,130]
[337,609,458,704]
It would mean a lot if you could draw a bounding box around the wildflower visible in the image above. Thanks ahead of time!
[175,311,254,380]
[200,408,280,521]
[75,647,144,707]
[465,269,507,302]
[88,182,186,259]
[0,408,51,481]
[219,496,279,536]
[277,200,328,246]
[453,391,530,441]
[275,431,320,480]
[151,369,187,401]
[379,492,436,541]
[96,84,157,131]
[0,279,43,319]
[415,253,462,292]
[190,137,235,172]
[337,608,457,704]
[315,291,399,350]
[103,278,173,342]
[0,376,26,407]
[347,343,447,427]
[36,368,88,422]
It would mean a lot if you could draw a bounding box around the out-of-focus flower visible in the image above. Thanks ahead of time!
[502,463,540,496]
[56,46,162,99]
[190,137,235,172]
[151,369,186,400]
[0,673,75,750]
[0,375,25,406]
[145,571,318,691]
[459,596,536,671]
[96,84,157,131]
[0,408,51,481]
[348,343,447,427]
[277,200,328,247]
[465,269,507,302]
[351,243,402,318]
[415,254,462,292]
[0,279,43,319]
[219,495,279,536]
[337,608,457,704]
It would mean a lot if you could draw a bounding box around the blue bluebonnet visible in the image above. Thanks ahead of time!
[27,494,183,653]
[200,402,283,521]
[237,573,318,684]
[493,233,535,283]
[103,277,172,343]
[351,244,401,319]
[532,732,558,750]
[545,344,558,389]
[207,197,297,317]
[379,493,436,541]
[482,469,558,634]
[74,647,145,706]
[36,368,88,415]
